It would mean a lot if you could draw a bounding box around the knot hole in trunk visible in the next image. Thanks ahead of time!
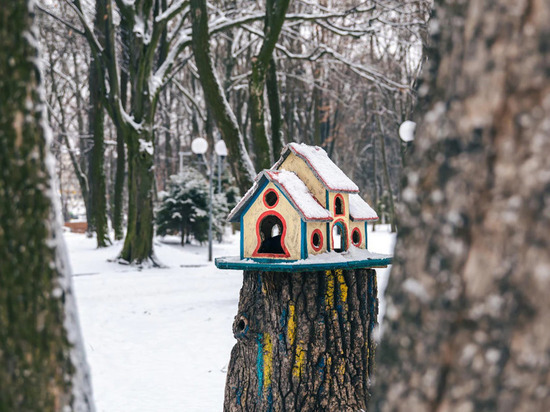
[233,314,249,340]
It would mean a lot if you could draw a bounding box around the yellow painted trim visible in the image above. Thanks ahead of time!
[287,303,296,347]
[325,270,335,311]
[293,341,305,378]
[263,334,273,388]
[336,269,348,304]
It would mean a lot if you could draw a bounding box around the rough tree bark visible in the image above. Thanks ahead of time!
[88,0,111,247]
[113,30,129,242]
[373,1,550,411]
[190,0,256,194]
[266,56,284,158]
[0,1,94,410]
[224,269,378,411]
[248,0,290,170]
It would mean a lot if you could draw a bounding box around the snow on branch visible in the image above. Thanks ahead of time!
[150,32,192,97]
[155,0,190,23]
[118,101,143,132]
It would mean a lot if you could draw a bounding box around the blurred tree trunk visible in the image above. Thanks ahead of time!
[373,1,550,411]
[0,1,94,410]
[224,269,378,411]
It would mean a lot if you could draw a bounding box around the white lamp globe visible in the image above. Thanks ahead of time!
[399,120,416,142]
[191,137,208,154]
[215,140,228,157]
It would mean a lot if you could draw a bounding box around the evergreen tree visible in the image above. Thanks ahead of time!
[156,167,229,245]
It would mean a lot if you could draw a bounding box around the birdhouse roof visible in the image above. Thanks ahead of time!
[349,194,379,221]
[227,170,333,223]
[273,143,359,193]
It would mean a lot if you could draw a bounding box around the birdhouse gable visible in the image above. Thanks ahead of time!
[265,170,332,221]
[227,170,332,223]
[273,143,359,193]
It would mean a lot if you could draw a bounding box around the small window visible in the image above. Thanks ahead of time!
[311,229,323,252]
[264,189,278,208]
[334,195,344,215]
[351,228,361,246]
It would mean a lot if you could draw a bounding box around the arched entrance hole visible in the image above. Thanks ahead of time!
[332,221,347,253]
[257,214,286,255]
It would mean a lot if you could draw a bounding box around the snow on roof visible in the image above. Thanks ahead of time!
[349,193,378,221]
[265,170,332,221]
[227,170,332,222]
[274,143,359,193]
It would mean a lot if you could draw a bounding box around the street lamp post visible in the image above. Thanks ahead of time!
[399,120,416,166]
[190,137,227,262]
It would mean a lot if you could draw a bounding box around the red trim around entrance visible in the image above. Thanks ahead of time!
[252,210,291,258]
[331,219,348,252]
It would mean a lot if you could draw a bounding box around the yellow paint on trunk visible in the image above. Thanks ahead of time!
[263,334,273,387]
[287,303,296,346]
[339,362,346,376]
[325,270,335,310]
[336,269,348,303]
[293,342,305,378]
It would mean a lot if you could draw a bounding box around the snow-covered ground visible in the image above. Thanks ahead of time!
[68,225,395,412]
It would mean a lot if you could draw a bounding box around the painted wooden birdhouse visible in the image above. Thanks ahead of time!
[227,143,379,263]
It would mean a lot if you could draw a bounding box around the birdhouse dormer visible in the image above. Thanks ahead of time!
[227,143,379,262]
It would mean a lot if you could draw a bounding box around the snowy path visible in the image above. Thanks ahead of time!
[68,226,395,412]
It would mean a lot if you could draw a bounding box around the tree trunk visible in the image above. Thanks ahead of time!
[266,56,284,158]
[89,56,111,247]
[113,123,126,240]
[119,134,156,265]
[190,0,256,195]
[113,34,130,242]
[373,1,550,411]
[0,1,94,409]
[224,269,378,411]
[88,0,111,247]
[248,0,290,171]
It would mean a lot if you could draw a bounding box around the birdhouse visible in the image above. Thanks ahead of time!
[216,143,392,271]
